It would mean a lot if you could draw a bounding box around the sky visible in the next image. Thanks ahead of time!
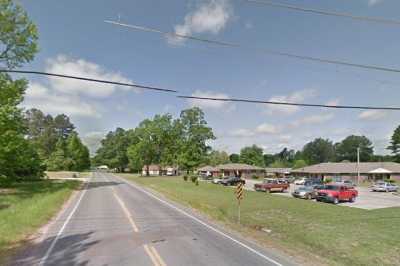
[16,0,400,155]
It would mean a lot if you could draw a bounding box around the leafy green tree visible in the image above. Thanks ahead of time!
[302,138,335,164]
[269,160,288,168]
[94,128,132,172]
[66,133,90,171]
[0,0,38,68]
[335,135,374,162]
[229,153,240,163]
[292,159,307,169]
[206,150,230,166]
[177,108,215,172]
[53,114,75,139]
[388,125,400,162]
[0,0,42,181]
[46,139,69,171]
[263,154,275,167]
[239,145,265,167]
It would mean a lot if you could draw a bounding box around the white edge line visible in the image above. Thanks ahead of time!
[112,174,284,266]
[38,181,89,266]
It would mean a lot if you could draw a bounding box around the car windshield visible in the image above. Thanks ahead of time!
[324,185,340,191]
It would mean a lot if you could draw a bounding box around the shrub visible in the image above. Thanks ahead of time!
[324,177,333,184]
[190,175,197,183]
[195,179,199,186]
[183,175,188,181]
[252,175,259,180]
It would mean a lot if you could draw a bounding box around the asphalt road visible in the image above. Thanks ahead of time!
[11,172,297,266]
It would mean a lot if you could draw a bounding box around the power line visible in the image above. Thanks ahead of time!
[104,20,400,74]
[0,69,178,93]
[244,0,400,26]
[2,68,399,111]
[178,95,400,111]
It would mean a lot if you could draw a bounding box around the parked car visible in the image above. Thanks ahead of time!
[294,178,308,185]
[254,178,289,193]
[371,181,398,192]
[220,176,245,186]
[212,177,227,184]
[304,179,323,187]
[316,185,358,204]
[292,186,316,200]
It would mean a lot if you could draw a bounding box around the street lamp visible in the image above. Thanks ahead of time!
[357,147,360,184]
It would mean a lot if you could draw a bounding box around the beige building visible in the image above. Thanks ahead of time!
[292,162,400,182]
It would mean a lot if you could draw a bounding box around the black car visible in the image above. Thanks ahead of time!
[220,176,246,186]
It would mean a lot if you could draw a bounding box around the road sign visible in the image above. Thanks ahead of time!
[235,182,244,224]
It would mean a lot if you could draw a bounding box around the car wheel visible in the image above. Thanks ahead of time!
[316,198,321,202]
[349,196,355,203]
[307,194,312,200]
[333,198,339,204]
[266,188,271,193]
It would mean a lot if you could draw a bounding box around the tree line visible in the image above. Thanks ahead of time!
[0,0,90,183]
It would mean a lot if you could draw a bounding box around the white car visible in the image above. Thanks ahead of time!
[294,178,308,185]
[371,182,398,192]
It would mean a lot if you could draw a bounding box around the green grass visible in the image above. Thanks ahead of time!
[0,179,80,264]
[119,174,400,266]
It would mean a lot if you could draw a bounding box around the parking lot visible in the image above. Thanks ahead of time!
[244,180,400,210]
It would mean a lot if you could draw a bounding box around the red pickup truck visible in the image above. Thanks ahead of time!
[316,184,358,204]
[254,179,289,193]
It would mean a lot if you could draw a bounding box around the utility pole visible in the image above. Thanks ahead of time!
[357,147,360,184]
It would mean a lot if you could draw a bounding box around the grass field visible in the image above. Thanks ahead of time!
[0,179,81,264]
[119,174,400,266]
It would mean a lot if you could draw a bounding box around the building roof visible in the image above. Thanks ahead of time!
[142,164,161,171]
[292,162,400,174]
[197,165,220,172]
[265,168,292,174]
[217,163,265,171]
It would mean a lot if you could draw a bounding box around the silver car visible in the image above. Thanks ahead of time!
[371,182,398,192]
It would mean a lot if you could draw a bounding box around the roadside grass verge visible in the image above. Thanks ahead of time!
[0,179,81,264]
[119,174,400,266]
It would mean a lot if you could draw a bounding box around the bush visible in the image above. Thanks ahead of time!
[195,179,199,186]
[190,175,197,183]
[324,177,333,184]
[183,175,188,181]
[252,175,259,180]
[385,179,395,184]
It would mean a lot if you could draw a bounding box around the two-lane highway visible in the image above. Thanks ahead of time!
[11,172,297,266]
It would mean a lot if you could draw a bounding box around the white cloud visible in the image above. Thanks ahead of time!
[188,90,234,110]
[45,55,138,98]
[169,0,233,45]
[82,131,106,154]
[368,0,383,6]
[265,89,317,115]
[291,113,334,128]
[255,123,280,134]
[358,110,387,120]
[24,82,100,118]
[230,128,255,138]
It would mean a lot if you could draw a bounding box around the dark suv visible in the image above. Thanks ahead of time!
[220,176,246,186]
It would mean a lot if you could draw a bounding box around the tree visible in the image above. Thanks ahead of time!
[0,0,38,69]
[177,107,215,172]
[206,150,230,166]
[239,145,265,167]
[46,139,69,171]
[263,154,275,167]
[229,153,240,163]
[302,138,335,164]
[335,135,374,162]
[0,0,42,181]
[94,128,132,172]
[292,159,307,169]
[388,125,400,162]
[66,133,90,171]
[53,114,75,139]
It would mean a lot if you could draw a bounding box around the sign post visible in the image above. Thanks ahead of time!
[235,182,244,224]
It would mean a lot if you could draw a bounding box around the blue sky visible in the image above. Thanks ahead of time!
[18,0,400,154]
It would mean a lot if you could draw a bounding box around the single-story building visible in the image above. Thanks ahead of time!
[217,163,265,179]
[197,165,220,177]
[292,162,400,182]
[142,165,178,176]
[265,168,292,178]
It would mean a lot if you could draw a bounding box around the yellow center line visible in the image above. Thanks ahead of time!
[111,188,139,233]
[111,187,167,266]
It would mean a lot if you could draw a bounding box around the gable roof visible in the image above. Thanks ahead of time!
[197,165,220,172]
[265,168,292,174]
[292,162,400,174]
[217,163,265,171]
